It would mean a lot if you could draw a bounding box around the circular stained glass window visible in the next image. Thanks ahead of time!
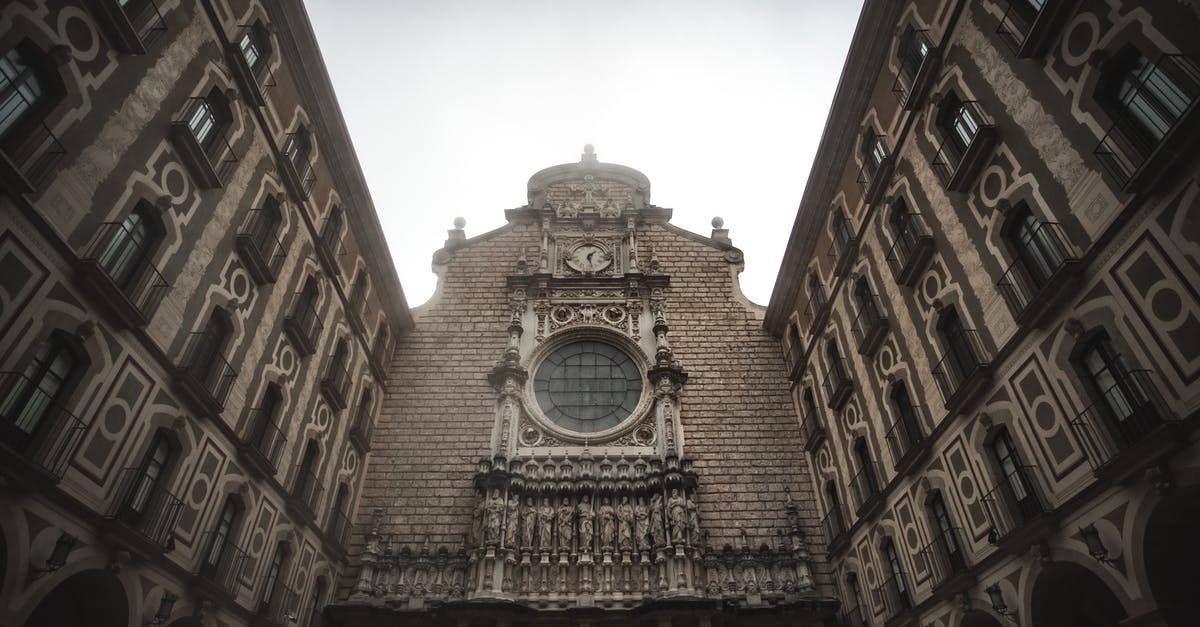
[532,340,643,433]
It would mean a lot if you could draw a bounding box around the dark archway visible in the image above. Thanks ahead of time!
[1031,561,1126,627]
[961,609,1003,627]
[166,618,203,627]
[1144,487,1200,626]
[24,568,127,627]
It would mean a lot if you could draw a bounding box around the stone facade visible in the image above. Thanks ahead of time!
[765,1,1200,627]
[0,1,408,626]
[333,148,834,626]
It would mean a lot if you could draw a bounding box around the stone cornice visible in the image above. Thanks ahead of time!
[763,0,902,335]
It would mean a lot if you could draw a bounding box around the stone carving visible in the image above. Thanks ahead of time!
[617,495,635,552]
[667,488,687,545]
[485,490,504,544]
[504,494,521,548]
[634,496,650,551]
[649,492,665,548]
[686,492,701,543]
[537,497,555,552]
[557,496,574,552]
[471,497,486,546]
[598,497,616,550]
[521,496,537,550]
[577,495,595,552]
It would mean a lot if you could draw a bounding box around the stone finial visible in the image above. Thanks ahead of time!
[581,144,598,164]
[711,216,731,245]
[453,216,466,229]
[444,217,467,249]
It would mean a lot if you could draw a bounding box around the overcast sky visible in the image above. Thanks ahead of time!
[303,0,864,308]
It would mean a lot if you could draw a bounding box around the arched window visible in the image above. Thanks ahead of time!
[926,491,965,572]
[845,572,867,617]
[321,204,344,250]
[189,309,233,380]
[97,202,161,288]
[861,130,887,177]
[238,20,273,75]
[881,537,911,608]
[853,278,880,323]
[0,333,81,451]
[250,383,285,468]
[328,483,351,544]
[826,340,848,386]
[283,125,312,171]
[936,308,980,386]
[351,386,374,443]
[935,91,979,159]
[259,542,291,611]
[246,195,283,253]
[897,26,931,82]
[1077,332,1162,443]
[989,427,1040,520]
[786,322,802,365]
[802,388,818,422]
[807,272,827,328]
[0,40,64,140]
[1004,204,1065,290]
[117,430,176,523]
[824,480,846,538]
[293,439,320,505]
[373,322,390,369]
[851,437,879,504]
[307,576,329,625]
[328,340,348,382]
[199,495,242,579]
[889,381,923,451]
[1097,46,1193,146]
[832,209,854,252]
[186,87,233,153]
[295,277,319,319]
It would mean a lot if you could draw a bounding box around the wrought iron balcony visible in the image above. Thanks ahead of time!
[175,332,237,415]
[0,372,89,481]
[884,213,935,286]
[77,222,170,327]
[370,338,390,382]
[226,26,277,107]
[283,295,323,357]
[931,329,991,413]
[314,221,345,275]
[982,465,1046,549]
[841,604,868,627]
[891,30,939,110]
[821,504,850,555]
[996,0,1077,59]
[256,576,300,627]
[87,0,167,54]
[875,573,912,622]
[242,409,286,476]
[195,531,250,598]
[857,144,894,207]
[803,284,830,336]
[320,363,351,411]
[799,410,827,452]
[920,528,971,594]
[1094,53,1200,192]
[931,101,997,192]
[327,508,351,548]
[348,410,374,452]
[823,358,854,411]
[996,221,1080,326]
[848,462,883,518]
[105,466,183,552]
[0,118,67,194]
[235,208,287,284]
[288,464,324,522]
[1069,369,1179,476]
[884,408,927,474]
[280,151,317,202]
[850,293,889,356]
[169,97,239,188]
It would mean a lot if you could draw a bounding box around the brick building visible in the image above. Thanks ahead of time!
[764,1,1200,626]
[0,1,408,626]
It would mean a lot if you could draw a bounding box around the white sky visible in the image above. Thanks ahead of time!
[303,0,864,308]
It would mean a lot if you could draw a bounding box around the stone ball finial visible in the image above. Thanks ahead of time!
[453,216,466,229]
[584,144,595,155]
[711,216,724,229]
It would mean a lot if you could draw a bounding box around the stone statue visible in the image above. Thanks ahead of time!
[649,492,665,547]
[471,495,486,546]
[503,494,520,548]
[577,495,595,551]
[685,491,700,543]
[616,495,634,552]
[485,489,504,544]
[521,496,537,549]
[598,497,616,550]
[556,496,574,551]
[633,496,650,551]
[537,497,554,552]
[667,489,686,545]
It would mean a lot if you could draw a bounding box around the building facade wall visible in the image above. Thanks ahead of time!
[767,1,1200,626]
[0,1,407,625]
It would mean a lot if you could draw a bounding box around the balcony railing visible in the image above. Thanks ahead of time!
[370,339,390,381]
[996,221,1080,325]
[857,146,894,208]
[77,222,170,327]
[299,606,327,627]
[803,285,830,336]
[283,296,323,357]
[0,372,89,480]
[257,576,300,626]
[235,208,287,284]
[884,409,926,473]
[176,332,237,415]
[822,358,854,411]
[848,462,882,517]
[348,411,374,452]
[0,119,67,194]
[289,464,324,521]
[320,363,351,411]
[88,0,167,54]
[105,466,183,551]
[226,27,277,107]
[884,213,935,286]
[821,504,850,553]
[850,293,888,356]
[799,410,827,452]
[315,224,345,274]
[281,151,317,202]
[842,605,868,627]
[1094,53,1200,192]
[244,409,287,475]
[931,330,991,412]
[169,98,239,188]
[327,508,351,548]
[920,528,969,591]
[996,0,1076,59]
[931,101,997,192]
[891,30,939,110]
[875,573,912,621]
[982,465,1045,546]
[195,531,250,598]
[1069,369,1178,472]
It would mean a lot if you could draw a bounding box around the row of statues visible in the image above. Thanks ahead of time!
[471,488,701,553]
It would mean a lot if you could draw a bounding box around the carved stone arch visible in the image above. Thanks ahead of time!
[202,475,251,534]
[0,20,87,139]
[886,4,935,77]
[232,1,284,75]
[1079,15,1180,136]
[313,186,344,226]
[186,61,253,149]
[1019,546,1137,626]
[912,470,956,538]
[280,106,324,172]
[923,64,974,139]
[246,174,295,235]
